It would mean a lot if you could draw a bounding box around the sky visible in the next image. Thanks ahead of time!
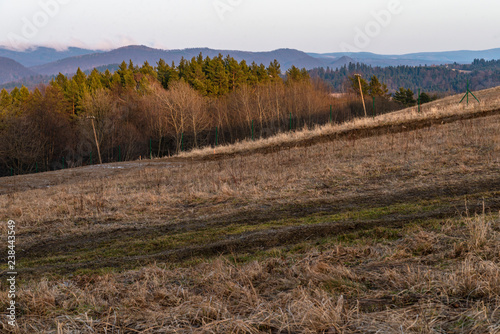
[0,0,499,54]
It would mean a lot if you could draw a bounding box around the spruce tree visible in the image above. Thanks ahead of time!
[267,59,282,83]
[368,75,388,97]
[393,87,416,107]
[225,55,245,92]
[140,61,156,78]
[418,91,432,104]
[286,65,303,82]
[87,69,103,93]
[0,88,12,109]
[19,85,30,102]
[117,61,135,89]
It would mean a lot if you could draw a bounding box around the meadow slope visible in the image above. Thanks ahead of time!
[0,87,499,333]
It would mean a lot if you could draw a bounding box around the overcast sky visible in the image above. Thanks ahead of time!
[0,0,498,54]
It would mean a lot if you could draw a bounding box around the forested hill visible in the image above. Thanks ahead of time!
[0,57,37,84]
[30,45,324,76]
[310,59,500,94]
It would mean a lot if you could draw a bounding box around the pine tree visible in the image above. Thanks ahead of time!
[73,68,87,87]
[101,69,112,88]
[19,85,30,102]
[418,91,432,104]
[53,73,68,91]
[286,65,303,82]
[393,87,416,107]
[128,60,137,73]
[110,72,122,90]
[87,69,103,93]
[225,55,245,92]
[267,59,282,83]
[247,62,260,86]
[257,63,270,83]
[368,75,388,97]
[186,56,207,95]
[300,68,310,81]
[140,61,156,77]
[178,57,189,80]
[0,88,12,109]
[205,55,229,96]
[117,61,135,89]
[156,59,170,89]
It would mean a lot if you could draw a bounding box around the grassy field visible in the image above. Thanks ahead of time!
[0,87,499,333]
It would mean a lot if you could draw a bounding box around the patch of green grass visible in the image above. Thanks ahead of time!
[336,226,402,245]
[17,198,460,273]
[403,218,443,233]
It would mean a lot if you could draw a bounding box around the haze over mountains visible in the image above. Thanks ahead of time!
[1,45,500,86]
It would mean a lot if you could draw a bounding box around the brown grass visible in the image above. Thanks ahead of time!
[179,86,500,159]
[0,88,499,333]
[1,213,498,333]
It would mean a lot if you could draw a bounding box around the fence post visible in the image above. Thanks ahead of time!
[118,145,121,162]
[329,105,332,123]
[90,152,93,165]
[36,162,38,173]
[289,112,292,131]
[62,157,65,169]
[11,168,13,176]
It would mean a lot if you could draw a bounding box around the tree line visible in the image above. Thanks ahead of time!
[346,74,438,108]
[2,54,403,177]
[310,58,500,95]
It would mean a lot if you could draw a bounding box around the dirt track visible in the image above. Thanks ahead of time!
[15,169,500,276]
[2,108,500,277]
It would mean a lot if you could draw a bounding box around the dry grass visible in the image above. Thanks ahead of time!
[1,112,498,239]
[1,213,499,333]
[0,89,499,333]
[180,86,500,159]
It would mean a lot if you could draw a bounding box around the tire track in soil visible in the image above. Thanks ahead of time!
[11,175,500,277]
[3,109,500,277]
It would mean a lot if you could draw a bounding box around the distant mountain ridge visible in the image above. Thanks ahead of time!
[0,46,99,67]
[0,57,37,85]
[30,45,326,76]
[1,45,500,86]
[308,48,500,68]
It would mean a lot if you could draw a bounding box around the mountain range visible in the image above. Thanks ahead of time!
[1,45,500,86]
[0,57,37,85]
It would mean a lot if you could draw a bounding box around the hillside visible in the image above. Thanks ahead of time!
[0,46,99,67]
[28,45,500,77]
[311,59,500,94]
[1,45,499,89]
[31,45,325,75]
[0,57,37,84]
[309,47,500,67]
[0,86,499,332]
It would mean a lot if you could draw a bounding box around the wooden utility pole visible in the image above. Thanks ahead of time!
[87,116,102,164]
[355,74,367,117]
